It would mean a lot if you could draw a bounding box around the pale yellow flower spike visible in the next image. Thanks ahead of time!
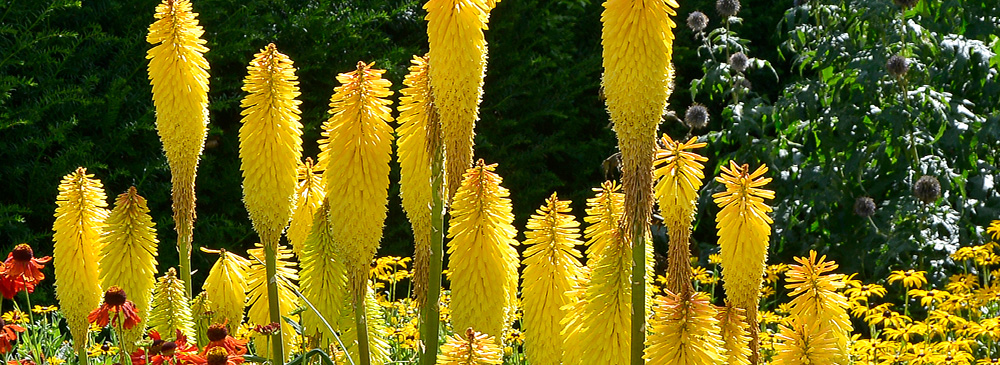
[319,61,394,296]
[200,247,251,334]
[53,167,108,352]
[785,251,852,364]
[146,0,210,294]
[287,157,325,257]
[719,303,751,365]
[447,160,520,341]
[148,267,197,343]
[644,291,724,365]
[100,187,159,353]
[300,202,348,347]
[772,319,840,365]
[654,135,708,296]
[582,181,625,262]
[713,161,774,364]
[437,328,504,365]
[521,192,585,365]
[424,0,500,199]
[337,282,392,365]
[246,243,301,361]
[239,43,304,250]
[397,54,438,307]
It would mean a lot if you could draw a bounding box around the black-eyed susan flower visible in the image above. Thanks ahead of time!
[200,248,250,335]
[864,304,910,329]
[888,270,927,289]
[397,54,438,307]
[287,157,325,257]
[424,0,500,199]
[644,291,723,364]
[149,268,197,343]
[653,135,708,295]
[88,286,142,330]
[319,61,394,297]
[447,161,519,340]
[246,243,299,361]
[31,305,57,314]
[146,0,210,296]
[300,203,347,347]
[713,161,774,362]
[988,220,1000,241]
[53,167,108,354]
[437,328,503,365]
[521,193,584,365]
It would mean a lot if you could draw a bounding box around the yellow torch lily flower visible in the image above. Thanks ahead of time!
[713,161,774,364]
[319,61,394,295]
[239,42,303,249]
[146,0,210,296]
[424,0,500,199]
[785,251,852,364]
[582,181,625,262]
[772,319,840,365]
[337,282,392,365]
[53,167,108,353]
[200,247,250,334]
[300,202,348,346]
[287,157,325,256]
[653,135,708,296]
[437,328,504,365]
[148,267,197,343]
[644,291,724,365]
[246,243,300,361]
[719,303,751,365]
[100,186,159,352]
[521,192,584,365]
[447,160,520,340]
[397,54,438,307]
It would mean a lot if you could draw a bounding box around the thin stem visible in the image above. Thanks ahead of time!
[630,220,646,365]
[419,134,446,365]
[264,240,284,364]
[354,287,372,365]
[19,290,41,363]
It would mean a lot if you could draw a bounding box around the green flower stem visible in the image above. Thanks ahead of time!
[630,220,646,365]
[419,131,445,365]
[354,287,371,365]
[264,241,284,365]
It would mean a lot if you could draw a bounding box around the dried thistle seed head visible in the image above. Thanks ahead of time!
[684,104,710,129]
[887,55,909,78]
[729,52,749,73]
[914,175,941,204]
[893,0,919,9]
[854,196,876,217]
[716,0,741,18]
[740,78,752,91]
[687,11,709,32]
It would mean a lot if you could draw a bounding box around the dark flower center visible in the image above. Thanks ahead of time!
[11,244,33,262]
[206,348,229,365]
[104,286,128,306]
[160,341,177,356]
[206,324,229,342]
[149,339,165,355]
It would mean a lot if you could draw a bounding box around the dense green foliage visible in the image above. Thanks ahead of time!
[1,0,998,303]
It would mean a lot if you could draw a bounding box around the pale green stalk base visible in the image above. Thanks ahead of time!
[419,138,445,365]
[630,221,646,365]
[355,287,372,365]
[265,242,284,365]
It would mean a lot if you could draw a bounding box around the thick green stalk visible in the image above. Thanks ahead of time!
[264,242,284,365]
[630,220,646,365]
[355,287,372,365]
[419,134,445,365]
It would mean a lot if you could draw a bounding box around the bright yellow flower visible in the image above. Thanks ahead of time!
[200,247,250,334]
[719,303,751,365]
[319,61,394,294]
[53,167,108,352]
[644,291,723,365]
[300,203,347,348]
[148,267,196,342]
[437,328,504,365]
[447,161,519,341]
[945,273,979,294]
[48,358,66,365]
[32,305,57,314]
[653,135,707,295]
[908,289,950,307]
[287,157,325,256]
[2,310,27,324]
[246,243,300,361]
[336,282,392,365]
[888,269,927,289]
[772,320,840,365]
[784,251,852,362]
[88,342,118,357]
[521,193,584,365]
[864,304,910,329]
[582,181,625,262]
[988,220,1000,241]
[845,281,887,303]
[708,254,723,265]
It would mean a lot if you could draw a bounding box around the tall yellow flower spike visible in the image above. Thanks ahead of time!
[200,247,250,334]
[447,160,520,340]
[336,282,392,365]
[582,181,625,262]
[713,161,774,364]
[654,136,708,296]
[246,243,300,361]
[436,328,504,365]
[300,202,348,346]
[397,54,439,307]
[644,291,724,365]
[424,0,500,199]
[239,43,304,249]
[53,167,108,353]
[287,157,325,256]
[785,251,852,364]
[521,193,584,365]
[100,187,159,352]
[772,319,840,365]
[146,0,210,296]
[148,267,197,343]
[719,303,751,365]
[319,61,394,295]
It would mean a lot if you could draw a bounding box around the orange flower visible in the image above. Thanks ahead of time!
[0,244,51,299]
[88,286,142,330]
[0,319,25,354]
[0,268,31,300]
[202,323,247,357]
[131,330,206,365]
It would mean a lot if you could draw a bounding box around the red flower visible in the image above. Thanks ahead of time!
[0,268,32,300]
[132,330,206,365]
[202,323,247,357]
[88,286,142,330]
[1,244,51,289]
[0,319,26,354]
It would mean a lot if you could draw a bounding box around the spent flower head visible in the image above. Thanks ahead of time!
[687,11,709,32]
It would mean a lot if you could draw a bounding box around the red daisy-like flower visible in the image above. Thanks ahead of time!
[0,244,51,292]
[88,286,142,330]
[205,347,243,365]
[0,319,26,354]
[202,323,247,357]
[0,267,32,300]
[140,330,206,365]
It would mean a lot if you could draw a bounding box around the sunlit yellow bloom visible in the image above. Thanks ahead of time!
[32,305,58,314]
[946,273,979,294]
[882,322,926,341]
[845,281,887,303]
[719,303,751,365]
[246,243,300,361]
[785,251,852,362]
[148,267,196,342]
[898,341,946,365]
[437,328,504,365]
[300,203,347,347]
[864,304,910,329]
[53,167,108,352]
[396,54,438,307]
[48,358,66,365]
[582,181,625,262]
[644,291,723,365]
[287,157,325,256]
[772,320,840,365]
[653,135,707,295]
[988,220,1000,241]
[88,342,119,357]
[708,254,722,265]
[2,310,27,324]
[447,161,519,340]
[319,61,394,295]
[908,289,950,307]
[200,247,250,334]
[888,269,927,289]
[336,282,391,365]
